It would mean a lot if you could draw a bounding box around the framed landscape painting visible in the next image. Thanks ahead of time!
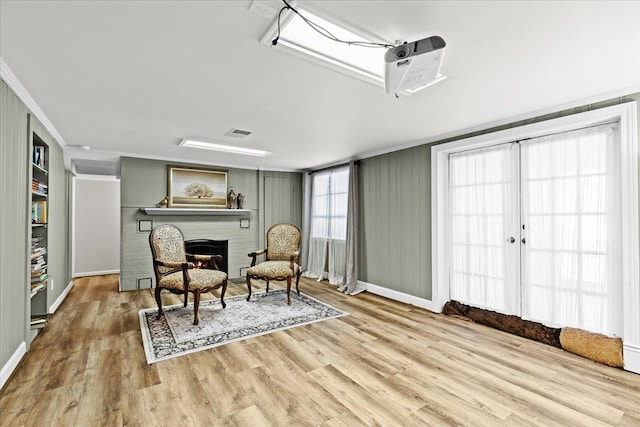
[167,166,228,208]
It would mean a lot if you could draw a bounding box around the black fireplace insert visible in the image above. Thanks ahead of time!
[184,239,228,274]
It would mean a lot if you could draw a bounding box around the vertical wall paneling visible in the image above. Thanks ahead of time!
[0,79,29,367]
[359,146,431,299]
[258,171,303,249]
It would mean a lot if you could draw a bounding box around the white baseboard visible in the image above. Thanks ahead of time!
[49,280,74,313]
[1,342,26,390]
[72,269,119,278]
[623,344,640,375]
[361,281,439,313]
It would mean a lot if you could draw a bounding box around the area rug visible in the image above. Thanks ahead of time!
[139,289,348,363]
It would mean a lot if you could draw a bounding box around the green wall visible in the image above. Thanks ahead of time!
[359,145,431,299]
[358,93,640,301]
[120,157,302,291]
[0,78,71,376]
[0,78,29,367]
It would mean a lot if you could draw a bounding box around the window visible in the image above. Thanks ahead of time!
[305,166,350,285]
[310,167,349,240]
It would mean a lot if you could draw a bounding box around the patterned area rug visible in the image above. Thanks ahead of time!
[139,289,348,363]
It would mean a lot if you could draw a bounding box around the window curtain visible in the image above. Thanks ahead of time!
[303,166,350,285]
[449,143,520,315]
[339,160,359,294]
[299,172,312,271]
[521,125,622,336]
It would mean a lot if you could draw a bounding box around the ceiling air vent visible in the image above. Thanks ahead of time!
[225,128,252,138]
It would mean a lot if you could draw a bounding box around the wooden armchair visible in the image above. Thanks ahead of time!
[149,224,227,325]
[246,223,301,304]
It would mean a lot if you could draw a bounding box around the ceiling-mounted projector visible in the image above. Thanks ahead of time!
[384,36,446,94]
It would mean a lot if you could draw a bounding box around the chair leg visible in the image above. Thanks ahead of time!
[193,289,200,325]
[266,280,270,293]
[286,276,291,305]
[183,290,188,307]
[246,274,252,301]
[295,271,301,295]
[155,286,163,320]
[220,279,227,309]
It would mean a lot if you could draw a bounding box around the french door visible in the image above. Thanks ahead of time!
[449,124,622,336]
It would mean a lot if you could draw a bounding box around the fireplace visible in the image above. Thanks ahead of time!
[184,239,228,274]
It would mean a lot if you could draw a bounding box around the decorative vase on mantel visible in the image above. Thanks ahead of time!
[227,188,236,209]
[237,193,245,209]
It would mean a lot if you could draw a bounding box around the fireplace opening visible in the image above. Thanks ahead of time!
[184,239,228,274]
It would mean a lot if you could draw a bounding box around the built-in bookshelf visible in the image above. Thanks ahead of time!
[30,133,49,331]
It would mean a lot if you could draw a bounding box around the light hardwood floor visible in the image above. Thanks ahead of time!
[1,274,640,426]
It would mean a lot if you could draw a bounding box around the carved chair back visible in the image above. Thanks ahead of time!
[149,224,187,278]
[266,223,301,261]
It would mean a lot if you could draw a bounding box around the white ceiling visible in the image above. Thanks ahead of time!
[1,0,639,175]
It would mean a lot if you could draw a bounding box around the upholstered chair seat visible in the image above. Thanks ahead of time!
[246,223,302,304]
[149,224,228,325]
[159,269,227,291]
[246,261,300,280]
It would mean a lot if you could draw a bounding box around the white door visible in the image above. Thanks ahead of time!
[449,124,623,336]
[448,143,520,315]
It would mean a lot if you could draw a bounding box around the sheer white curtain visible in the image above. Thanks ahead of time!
[449,144,520,315]
[521,125,622,336]
[304,166,349,285]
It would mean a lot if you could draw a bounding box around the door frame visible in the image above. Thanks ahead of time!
[431,102,639,373]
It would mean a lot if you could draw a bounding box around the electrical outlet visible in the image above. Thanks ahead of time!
[249,0,277,19]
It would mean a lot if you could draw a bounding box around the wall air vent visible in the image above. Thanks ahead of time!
[225,128,253,138]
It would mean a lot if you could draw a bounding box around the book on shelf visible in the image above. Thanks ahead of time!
[30,248,47,258]
[31,263,46,272]
[32,146,46,169]
[30,283,45,294]
[31,273,48,284]
[31,200,47,224]
[31,179,48,195]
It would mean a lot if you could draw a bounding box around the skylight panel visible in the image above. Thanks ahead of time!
[262,4,446,95]
[278,10,385,81]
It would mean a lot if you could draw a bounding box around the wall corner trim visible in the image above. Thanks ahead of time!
[49,280,74,314]
[0,342,26,390]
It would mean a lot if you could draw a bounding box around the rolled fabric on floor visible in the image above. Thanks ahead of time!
[560,327,624,368]
[442,300,562,348]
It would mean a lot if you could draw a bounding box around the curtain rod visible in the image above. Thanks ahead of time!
[307,160,360,175]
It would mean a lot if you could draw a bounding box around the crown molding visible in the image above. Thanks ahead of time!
[356,84,640,162]
[0,57,66,148]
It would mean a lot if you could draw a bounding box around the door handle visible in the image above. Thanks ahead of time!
[507,237,515,243]
[522,237,526,244]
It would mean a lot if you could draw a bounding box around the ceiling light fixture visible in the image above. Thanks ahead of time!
[179,139,271,157]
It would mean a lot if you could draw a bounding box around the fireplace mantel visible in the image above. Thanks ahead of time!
[139,208,251,216]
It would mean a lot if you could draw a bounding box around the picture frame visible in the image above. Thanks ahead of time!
[167,166,228,208]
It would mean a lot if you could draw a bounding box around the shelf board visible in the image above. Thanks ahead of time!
[139,207,251,216]
[32,163,48,174]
